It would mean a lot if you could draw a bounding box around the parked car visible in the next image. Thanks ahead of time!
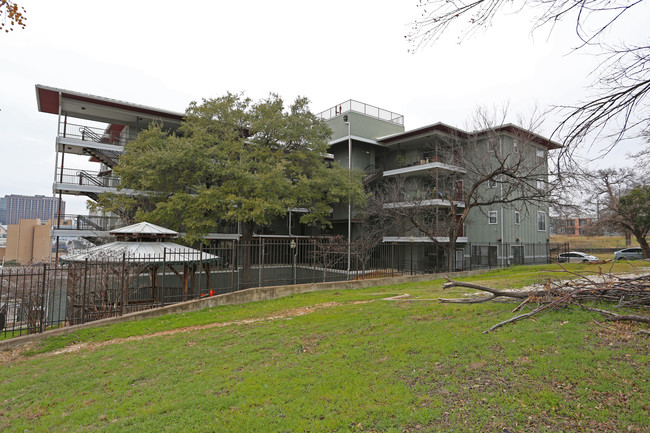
[557,251,600,263]
[614,247,644,261]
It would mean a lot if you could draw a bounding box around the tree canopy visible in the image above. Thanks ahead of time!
[407,0,650,154]
[98,93,365,244]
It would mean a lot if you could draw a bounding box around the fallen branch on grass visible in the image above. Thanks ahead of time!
[439,273,650,332]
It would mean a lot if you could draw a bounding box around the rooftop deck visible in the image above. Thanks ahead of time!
[315,99,404,126]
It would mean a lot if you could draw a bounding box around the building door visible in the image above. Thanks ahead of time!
[455,249,464,271]
[511,245,524,266]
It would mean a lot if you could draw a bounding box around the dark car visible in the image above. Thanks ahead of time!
[614,247,644,260]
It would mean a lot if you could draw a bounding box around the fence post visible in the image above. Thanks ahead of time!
[120,253,126,316]
[40,264,47,333]
[162,248,166,303]
[81,259,88,324]
[199,244,203,295]
[231,241,235,290]
[391,242,394,277]
[259,239,264,288]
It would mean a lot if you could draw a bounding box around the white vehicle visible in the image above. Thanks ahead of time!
[557,251,599,263]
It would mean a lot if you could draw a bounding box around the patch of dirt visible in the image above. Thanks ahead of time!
[1,301,373,364]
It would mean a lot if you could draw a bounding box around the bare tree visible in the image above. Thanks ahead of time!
[407,0,650,154]
[583,168,650,257]
[374,109,559,271]
[313,236,348,282]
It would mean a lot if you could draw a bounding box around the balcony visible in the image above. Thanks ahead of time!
[54,168,132,200]
[383,188,465,209]
[52,215,242,239]
[58,122,137,146]
[54,214,126,231]
[56,168,120,188]
[384,151,465,177]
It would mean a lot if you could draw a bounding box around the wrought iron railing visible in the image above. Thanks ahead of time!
[53,214,126,231]
[56,168,121,189]
[57,122,137,145]
[0,239,555,339]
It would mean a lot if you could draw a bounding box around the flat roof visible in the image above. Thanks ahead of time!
[377,122,562,150]
[35,84,184,121]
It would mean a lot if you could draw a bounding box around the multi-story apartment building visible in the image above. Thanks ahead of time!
[0,197,6,225]
[3,194,65,225]
[36,86,559,269]
[320,101,560,270]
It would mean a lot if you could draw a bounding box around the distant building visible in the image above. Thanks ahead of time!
[3,219,52,264]
[551,216,595,236]
[0,224,7,254]
[0,197,6,225]
[4,194,65,225]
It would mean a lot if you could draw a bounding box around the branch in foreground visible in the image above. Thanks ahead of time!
[440,273,650,332]
[580,306,650,324]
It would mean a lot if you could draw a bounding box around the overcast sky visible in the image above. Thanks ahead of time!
[1,0,647,215]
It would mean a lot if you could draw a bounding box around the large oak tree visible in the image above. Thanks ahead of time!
[97,93,365,286]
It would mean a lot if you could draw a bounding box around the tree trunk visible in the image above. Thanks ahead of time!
[240,221,255,289]
[633,230,650,258]
[447,237,457,272]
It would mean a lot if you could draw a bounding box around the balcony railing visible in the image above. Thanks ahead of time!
[53,215,241,235]
[409,189,464,202]
[58,122,137,146]
[315,100,404,125]
[54,214,126,231]
[384,188,465,207]
[398,151,464,169]
[56,168,121,189]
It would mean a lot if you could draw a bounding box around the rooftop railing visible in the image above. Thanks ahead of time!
[315,100,404,126]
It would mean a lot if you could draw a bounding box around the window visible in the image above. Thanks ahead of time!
[488,210,498,225]
[514,211,520,225]
[536,149,545,164]
[488,178,497,189]
[537,211,546,231]
[513,140,520,154]
[537,180,545,191]
[487,138,498,153]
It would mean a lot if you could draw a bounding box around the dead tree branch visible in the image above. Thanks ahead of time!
[440,272,650,332]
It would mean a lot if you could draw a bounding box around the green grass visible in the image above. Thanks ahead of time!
[1,264,649,432]
[551,235,640,249]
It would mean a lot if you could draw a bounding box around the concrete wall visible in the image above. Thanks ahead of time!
[327,111,404,142]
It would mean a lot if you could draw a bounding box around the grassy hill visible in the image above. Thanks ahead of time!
[1,264,649,432]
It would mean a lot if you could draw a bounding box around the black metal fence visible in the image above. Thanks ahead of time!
[0,239,559,339]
